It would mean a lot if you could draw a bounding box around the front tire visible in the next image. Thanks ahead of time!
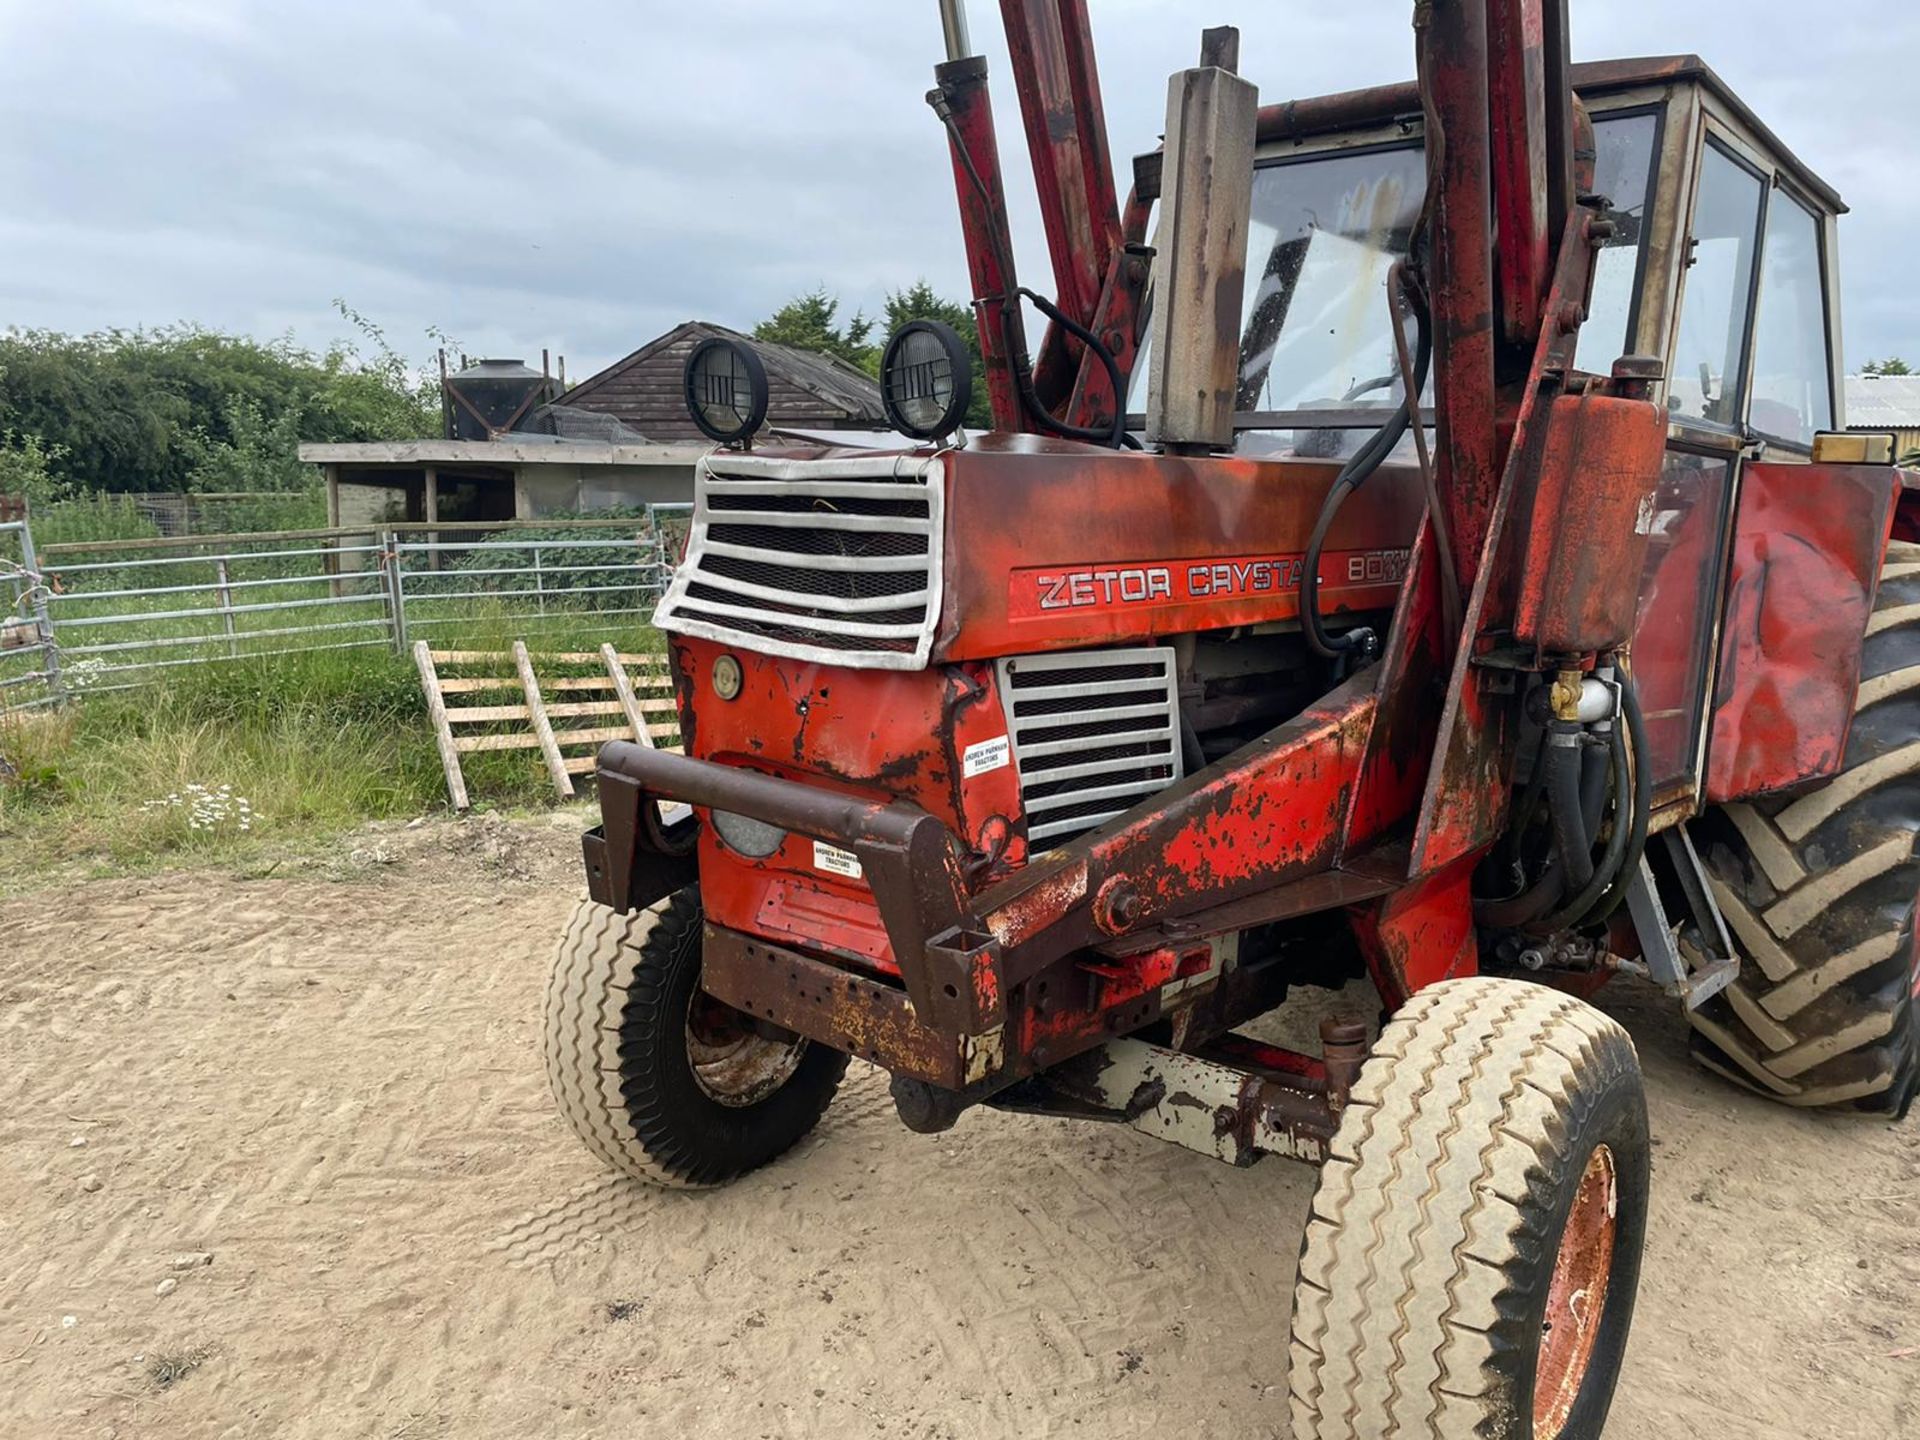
[543,889,849,1188]
[1290,978,1649,1440]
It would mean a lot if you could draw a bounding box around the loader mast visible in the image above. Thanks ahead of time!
[932,0,1146,441]
[1424,0,1580,597]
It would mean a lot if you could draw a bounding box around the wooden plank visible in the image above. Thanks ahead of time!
[448,699,631,724]
[515,640,575,800]
[455,726,657,754]
[548,725,656,748]
[563,755,602,775]
[602,642,655,750]
[454,733,546,754]
[439,675,617,694]
[431,649,666,667]
[412,641,470,811]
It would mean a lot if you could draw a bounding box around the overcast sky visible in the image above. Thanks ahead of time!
[1,0,1914,382]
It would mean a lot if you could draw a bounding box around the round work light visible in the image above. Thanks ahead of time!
[683,338,770,445]
[880,320,973,441]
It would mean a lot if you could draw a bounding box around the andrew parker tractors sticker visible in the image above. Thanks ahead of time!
[1008,550,1410,619]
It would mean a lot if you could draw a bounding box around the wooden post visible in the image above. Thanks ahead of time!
[514,640,575,799]
[413,641,470,811]
[602,642,655,749]
[382,530,409,653]
[424,465,440,573]
[215,557,237,657]
[324,463,343,599]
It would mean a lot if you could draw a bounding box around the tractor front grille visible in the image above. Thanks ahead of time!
[655,452,945,670]
[998,646,1184,848]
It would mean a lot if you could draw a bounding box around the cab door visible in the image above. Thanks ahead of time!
[1624,100,1854,818]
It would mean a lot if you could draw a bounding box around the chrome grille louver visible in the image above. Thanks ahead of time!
[655,452,945,670]
[997,647,1184,848]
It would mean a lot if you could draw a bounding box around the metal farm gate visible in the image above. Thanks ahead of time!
[0,507,692,706]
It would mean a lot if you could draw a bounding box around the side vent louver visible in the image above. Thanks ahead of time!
[997,646,1184,849]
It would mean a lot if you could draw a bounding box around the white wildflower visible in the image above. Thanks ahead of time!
[143,782,257,836]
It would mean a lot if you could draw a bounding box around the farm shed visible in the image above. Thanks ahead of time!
[300,439,710,528]
[301,323,886,522]
[1846,374,1920,459]
[556,321,886,443]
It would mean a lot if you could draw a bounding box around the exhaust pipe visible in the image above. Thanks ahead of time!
[1145,29,1258,453]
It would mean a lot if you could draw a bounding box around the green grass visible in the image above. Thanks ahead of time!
[0,645,573,889]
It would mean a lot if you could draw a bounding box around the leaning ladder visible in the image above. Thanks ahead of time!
[412,642,678,810]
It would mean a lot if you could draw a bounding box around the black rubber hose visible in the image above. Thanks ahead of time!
[1496,726,1553,877]
[1546,725,1595,891]
[1586,674,1654,924]
[1016,288,1128,449]
[1301,306,1432,659]
[1579,733,1611,836]
[1476,726,1562,932]
[1476,852,1567,930]
[1529,718,1633,936]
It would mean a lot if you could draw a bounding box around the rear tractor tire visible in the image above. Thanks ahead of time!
[1687,540,1920,1116]
[543,888,849,1188]
[1290,978,1649,1440]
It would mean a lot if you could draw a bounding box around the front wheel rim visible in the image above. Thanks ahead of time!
[685,990,808,1107]
[1534,1142,1619,1440]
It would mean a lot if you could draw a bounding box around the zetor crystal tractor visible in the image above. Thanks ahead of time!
[542,2,1917,1436]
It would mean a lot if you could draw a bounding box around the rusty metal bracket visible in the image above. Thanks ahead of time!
[593,740,1000,1031]
[992,1033,1347,1167]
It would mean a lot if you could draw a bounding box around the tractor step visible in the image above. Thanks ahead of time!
[1623,844,1742,1011]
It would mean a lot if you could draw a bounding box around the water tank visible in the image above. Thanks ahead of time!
[443,359,554,440]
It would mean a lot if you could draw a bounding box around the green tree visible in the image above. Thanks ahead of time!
[0,312,445,497]
[883,280,991,429]
[1863,357,1913,377]
[0,429,70,505]
[752,289,877,373]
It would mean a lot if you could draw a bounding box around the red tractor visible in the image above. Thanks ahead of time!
[542,3,1916,1435]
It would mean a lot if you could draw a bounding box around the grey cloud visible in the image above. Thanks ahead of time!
[1,0,1913,375]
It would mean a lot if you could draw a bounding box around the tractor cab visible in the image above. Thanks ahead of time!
[1230,57,1844,458]
[1214,56,1854,817]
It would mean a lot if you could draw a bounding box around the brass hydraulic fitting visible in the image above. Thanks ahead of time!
[1550,668,1587,722]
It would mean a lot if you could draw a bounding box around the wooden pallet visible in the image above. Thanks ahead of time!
[413,642,678,810]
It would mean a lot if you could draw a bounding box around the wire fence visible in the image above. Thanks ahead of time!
[0,507,692,704]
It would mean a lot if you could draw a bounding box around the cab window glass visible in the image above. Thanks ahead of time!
[1750,191,1832,446]
[1236,145,1427,414]
[1670,142,1765,429]
[1574,112,1660,375]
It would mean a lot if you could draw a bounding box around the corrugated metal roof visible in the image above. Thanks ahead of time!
[1846,375,1920,428]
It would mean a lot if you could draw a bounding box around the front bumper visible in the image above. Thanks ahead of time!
[587,740,1004,1038]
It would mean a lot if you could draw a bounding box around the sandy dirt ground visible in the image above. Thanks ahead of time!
[3,812,1919,1440]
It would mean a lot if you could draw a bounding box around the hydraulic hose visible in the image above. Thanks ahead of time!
[1530,719,1632,936]
[1301,298,1432,659]
[1476,727,1566,930]
[1545,724,1596,892]
[1585,673,1654,924]
[1529,671,1650,936]
[1012,287,1129,449]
